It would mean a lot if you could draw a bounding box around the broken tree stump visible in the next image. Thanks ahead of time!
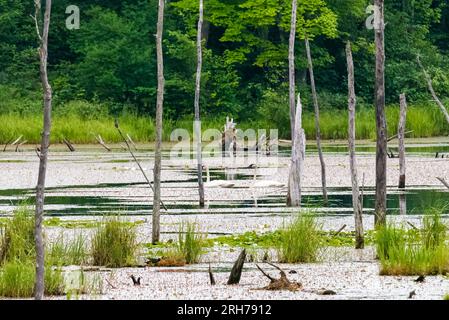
[227,249,246,285]
[256,263,302,291]
[287,93,305,207]
[209,264,216,285]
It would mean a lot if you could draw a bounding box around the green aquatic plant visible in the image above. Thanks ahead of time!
[278,213,323,263]
[91,216,138,267]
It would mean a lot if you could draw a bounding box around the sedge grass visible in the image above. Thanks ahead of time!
[278,213,323,263]
[91,217,138,267]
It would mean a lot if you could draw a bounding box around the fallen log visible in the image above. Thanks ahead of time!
[227,249,246,285]
[387,130,413,142]
[63,138,75,152]
[256,262,302,291]
[95,134,111,152]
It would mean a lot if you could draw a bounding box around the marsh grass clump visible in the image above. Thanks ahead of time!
[278,213,323,263]
[47,233,88,266]
[0,207,35,264]
[152,222,204,266]
[376,209,449,276]
[0,261,65,297]
[91,217,138,267]
[176,222,204,264]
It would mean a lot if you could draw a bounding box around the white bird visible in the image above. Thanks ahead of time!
[203,165,235,188]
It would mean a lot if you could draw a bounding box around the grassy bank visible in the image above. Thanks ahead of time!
[0,105,448,144]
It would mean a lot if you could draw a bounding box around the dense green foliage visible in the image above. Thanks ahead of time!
[1,0,449,139]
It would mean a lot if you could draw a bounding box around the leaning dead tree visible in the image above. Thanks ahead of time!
[194,0,205,207]
[398,94,407,188]
[417,55,449,125]
[346,42,364,249]
[305,37,328,205]
[288,0,298,140]
[374,0,387,226]
[287,94,305,207]
[32,0,52,300]
[152,0,165,244]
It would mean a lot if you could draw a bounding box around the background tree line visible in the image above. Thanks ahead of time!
[1,0,448,139]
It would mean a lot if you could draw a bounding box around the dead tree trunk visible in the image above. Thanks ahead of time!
[152,0,165,244]
[346,42,364,249]
[398,94,407,188]
[374,0,387,227]
[195,0,205,208]
[33,0,52,300]
[227,249,246,285]
[288,0,298,140]
[287,94,305,207]
[417,55,449,125]
[305,37,328,205]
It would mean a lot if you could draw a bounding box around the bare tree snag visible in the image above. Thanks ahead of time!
[152,0,165,244]
[436,177,449,189]
[346,41,364,249]
[288,0,298,139]
[227,249,246,285]
[33,0,52,300]
[195,0,205,208]
[115,120,167,211]
[126,134,138,151]
[398,94,407,188]
[256,263,302,291]
[417,55,449,125]
[16,140,28,152]
[63,138,75,152]
[374,0,387,227]
[208,263,216,285]
[95,134,111,151]
[2,137,14,152]
[387,130,413,142]
[305,37,328,205]
[287,94,305,207]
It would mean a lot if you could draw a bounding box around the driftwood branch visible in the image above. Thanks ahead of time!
[114,119,167,211]
[417,55,449,124]
[436,177,449,189]
[256,263,302,291]
[63,138,75,152]
[95,134,111,152]
[333,224,347,237]
[126,134,138,151]
[387,130,413,142]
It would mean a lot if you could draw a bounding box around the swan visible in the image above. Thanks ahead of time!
[203,165,235,188]
[251,165,285,188]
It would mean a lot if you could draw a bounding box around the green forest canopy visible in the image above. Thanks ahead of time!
[1,0,449,130]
